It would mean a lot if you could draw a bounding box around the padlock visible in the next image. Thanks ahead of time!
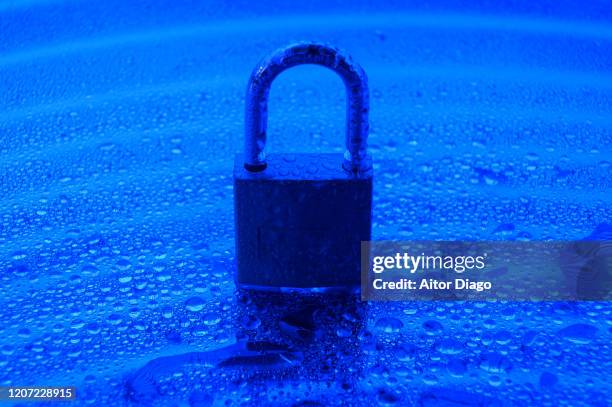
[234,42,373,289]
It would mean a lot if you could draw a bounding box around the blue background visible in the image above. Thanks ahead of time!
[0,0,611,405]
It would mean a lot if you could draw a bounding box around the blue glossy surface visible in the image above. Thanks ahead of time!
[1,1,611,406]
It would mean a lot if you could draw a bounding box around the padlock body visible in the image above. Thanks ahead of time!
[234,153,372,289]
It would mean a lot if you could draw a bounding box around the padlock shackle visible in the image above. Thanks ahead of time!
[244,42,371,174]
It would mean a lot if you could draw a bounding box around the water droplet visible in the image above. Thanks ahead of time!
[422,320,443,335]
[557,323,598,344]
[375,317,403,333]
[435,338,462,355]
[185,297,205,312]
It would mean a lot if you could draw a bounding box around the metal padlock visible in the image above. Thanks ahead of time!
[234,42,373,289]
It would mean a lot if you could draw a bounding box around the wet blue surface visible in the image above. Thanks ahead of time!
[1,0,611,405]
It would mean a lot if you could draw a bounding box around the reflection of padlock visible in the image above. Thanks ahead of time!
[234,43,373,289]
